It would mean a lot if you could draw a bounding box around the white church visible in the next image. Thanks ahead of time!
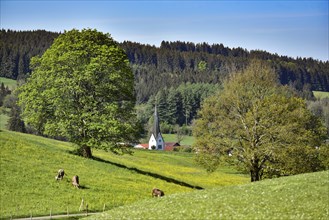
[134,105,180,151]
[148,105,165,150]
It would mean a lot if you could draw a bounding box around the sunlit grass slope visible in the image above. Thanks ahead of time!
[89,171,329,220]
[0,130,248,219]
[162,133,195,146]
[313,91,329,99]
[0,77,17,90]
[0,131,193,219]
[93,149,248,189]
[0,113,9,130]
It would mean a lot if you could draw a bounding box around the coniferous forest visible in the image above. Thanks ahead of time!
[1,29,329,100]
[1,29,329,132]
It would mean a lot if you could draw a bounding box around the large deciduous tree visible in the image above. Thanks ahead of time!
[18,29,139,158]
[193,60,327,181]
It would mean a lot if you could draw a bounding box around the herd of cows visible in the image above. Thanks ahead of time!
[55,169,165,197]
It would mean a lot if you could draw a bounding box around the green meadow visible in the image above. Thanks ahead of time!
[162,133,195,146]
[0,77,17,90]
[313,91,329,99]
[0,130,248,219]
[0,113,9,130]
[89,170,329,220]
[4,130,327,220]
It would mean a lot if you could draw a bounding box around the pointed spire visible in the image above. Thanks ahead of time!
[153,105,160,138]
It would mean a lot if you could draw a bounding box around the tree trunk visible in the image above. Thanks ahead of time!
[250,157,262,182]
[250,168,261,182]
[78,145,92,158]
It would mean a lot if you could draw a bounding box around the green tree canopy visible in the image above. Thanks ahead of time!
[18,29,139,157]
[193,60,327,181]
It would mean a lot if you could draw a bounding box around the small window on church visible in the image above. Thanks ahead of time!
[159,139,161,142]
[158,145,162,149]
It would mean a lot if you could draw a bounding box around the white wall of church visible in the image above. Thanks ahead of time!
[148,134,157,150]
[148,133,165,150]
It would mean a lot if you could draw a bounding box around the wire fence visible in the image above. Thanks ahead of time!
[4,201,109,220]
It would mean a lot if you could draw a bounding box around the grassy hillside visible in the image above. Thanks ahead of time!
[162,133,195,146]
[0,113,9,130]
[0,77,16,131]
[88,171,329,220]
[0,130,248,219]
[93,149,248,189]
[0,131,190,218]
[313,91,329,99]
[0,77,17,90]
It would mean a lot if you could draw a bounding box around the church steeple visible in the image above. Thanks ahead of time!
[148,105,165,150]
[153,105,160,138]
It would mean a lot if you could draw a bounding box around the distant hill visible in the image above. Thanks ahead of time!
[1,29,328,103]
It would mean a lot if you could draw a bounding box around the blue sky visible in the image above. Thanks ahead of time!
[1,0,328,61]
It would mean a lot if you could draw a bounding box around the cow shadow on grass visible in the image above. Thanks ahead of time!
[56,178,90,190]
[77,185,89,190]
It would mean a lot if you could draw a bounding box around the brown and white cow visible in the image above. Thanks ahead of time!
[72,175,80,188]
[152,188,164,197]
[55,169,65,180]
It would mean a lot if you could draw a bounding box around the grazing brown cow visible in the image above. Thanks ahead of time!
[55,169,65,180]
[152,188,164,197]
[72,175,80,188]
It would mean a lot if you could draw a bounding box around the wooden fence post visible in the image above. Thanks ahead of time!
[79,198,84,212]
[86,204,88,216]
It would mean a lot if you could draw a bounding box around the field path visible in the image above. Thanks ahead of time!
[12,212,98,220]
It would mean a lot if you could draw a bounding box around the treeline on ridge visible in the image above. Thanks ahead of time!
[1,29,329,102]
[1,29,329,137]
[121,41,329,103]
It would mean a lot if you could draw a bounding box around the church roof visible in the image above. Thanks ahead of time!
[134,144,149,149]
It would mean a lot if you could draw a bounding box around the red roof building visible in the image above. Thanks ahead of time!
[135,142,180,151]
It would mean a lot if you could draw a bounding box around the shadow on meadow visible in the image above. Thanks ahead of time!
[70,152,206,190]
